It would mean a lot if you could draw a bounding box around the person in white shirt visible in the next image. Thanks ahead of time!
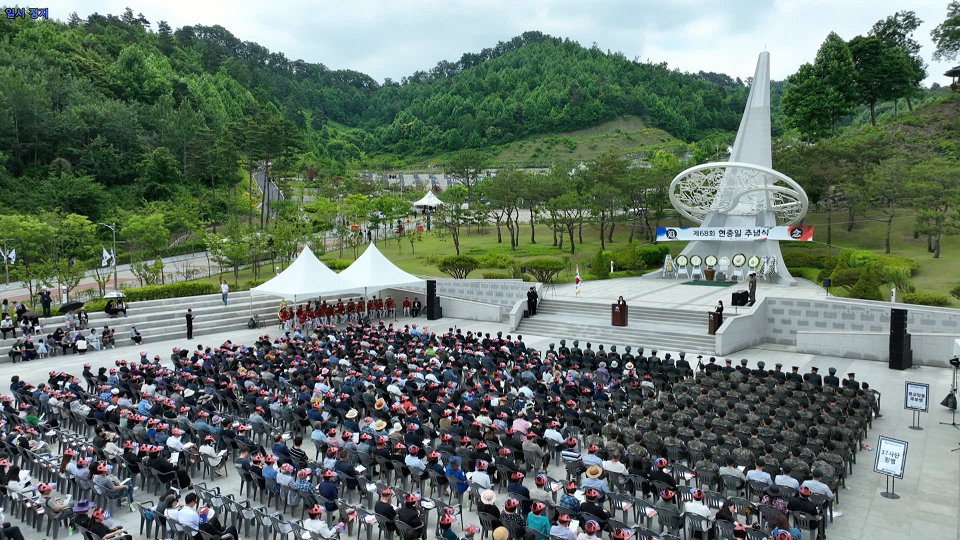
[87,330,101,351]
[469,461,492,489]
[602,453,628,476]
[199,435,226,476]
[775,465,800,490]
[745,461,772,486]
[166,428,185,452]
[178,494,201,531]
[544,423,565,444]
[302,504,343,538]
[801,469,834,499]
[683,489,713,539]
[221,280,229,306]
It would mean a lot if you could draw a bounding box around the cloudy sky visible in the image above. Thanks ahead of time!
[51,0,956,85]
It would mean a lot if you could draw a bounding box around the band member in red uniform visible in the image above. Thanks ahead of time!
[385,297,395,318]
[402,297,412,317]
[336,299,345,323]
[325,303,335,325]
[346,299,356,322]
[367,296,377,319]
[357,298,366,321]
[375,297,385,317]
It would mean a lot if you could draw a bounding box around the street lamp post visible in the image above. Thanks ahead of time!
[99,222,118,292]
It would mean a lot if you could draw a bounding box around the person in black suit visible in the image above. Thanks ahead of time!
[721,359,735,374]
[715,300,723,327]
[804,367,822,386]
[617,296,627,306]
[843,373,860,390]
[771,363,786,382]
[185,309,194,340]
[823,367,841,387]
[787,366,803,383]
[527,287,539,316]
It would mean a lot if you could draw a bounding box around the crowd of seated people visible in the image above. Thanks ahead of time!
[0,317,880,540]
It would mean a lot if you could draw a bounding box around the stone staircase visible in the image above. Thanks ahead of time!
[517,299,718,356]
[1,291,280,360]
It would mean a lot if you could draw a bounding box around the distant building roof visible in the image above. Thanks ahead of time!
[946,65,960,78]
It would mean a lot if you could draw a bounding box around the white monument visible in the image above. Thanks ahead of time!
[666,52,808,284]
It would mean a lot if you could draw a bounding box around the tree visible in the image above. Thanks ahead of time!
[121,210,170,282]
[435,184,471,255]
[524,258,564,285]
[437,255,480,279]
[546,190,588,254]
[848,36,913,126]
[484,169,524,250]
[584,153,628,249]
[908,157,960,258]
[870,11,926,110]
[157,20,174,55]
[446,149,487,200]
[781,33,858,139]
[849,155,911,254]
[136,146,182,201]
[931,1,960,61]
[0,214,54,305]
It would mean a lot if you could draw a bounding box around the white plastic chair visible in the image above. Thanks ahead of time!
[690,255,703,280]
[675,255,689,279]
[662,255,675,278]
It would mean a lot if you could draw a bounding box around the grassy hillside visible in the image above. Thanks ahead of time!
[491,116,686,165]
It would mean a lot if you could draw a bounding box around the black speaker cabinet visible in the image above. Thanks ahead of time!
[889,333,913,370]
[426,280,441,320]
[889,308,912,370]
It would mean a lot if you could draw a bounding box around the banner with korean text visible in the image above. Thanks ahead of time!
[656,225,814,242]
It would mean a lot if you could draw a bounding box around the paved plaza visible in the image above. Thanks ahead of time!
[3,299,958,540]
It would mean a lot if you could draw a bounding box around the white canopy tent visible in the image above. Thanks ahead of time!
[339,242,424,296]
[251,246,363,304]
[412,191,444,207]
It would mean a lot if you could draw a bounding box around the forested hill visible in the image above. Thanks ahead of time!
[0,10,751,217]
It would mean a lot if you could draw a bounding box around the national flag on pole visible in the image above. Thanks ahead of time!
[575,266,582,296]
[101,246,111,267]
[6,249,14,264]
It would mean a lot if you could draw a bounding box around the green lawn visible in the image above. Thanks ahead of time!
[324,209,959,303]
[799,209,960,303]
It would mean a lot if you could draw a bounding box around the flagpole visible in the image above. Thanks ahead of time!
[99,222,119,292]
[2,239,8,288]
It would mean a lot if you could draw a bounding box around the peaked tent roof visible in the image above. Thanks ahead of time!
[412,191,444,207]
[251,246,362,302]
[339,242,424,292]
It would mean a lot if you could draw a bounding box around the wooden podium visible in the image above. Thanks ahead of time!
[707,311,720,335]
[611,304,628,326]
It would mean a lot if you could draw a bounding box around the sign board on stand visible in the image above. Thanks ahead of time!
[904,381,929,430]
[874,436,908,499]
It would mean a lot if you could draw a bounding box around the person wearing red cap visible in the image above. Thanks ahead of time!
[146,444,192,489]
[526,501,550,537]
[318,469,339,511]
[88,506,133,540]
[550,514,577,540]
[397,492,424,537]
[771,514,802,540]
[375,487,398,534]
[39,482,75,522]
[787,485,821,534]
[199,435,227,476]
[303,504,344,539]
[683,489,713,539]
[93,460,135,509]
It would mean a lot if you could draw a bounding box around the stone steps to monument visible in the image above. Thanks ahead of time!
[536,299,708,327]
[517,317,717,356]
[1,291,280,358]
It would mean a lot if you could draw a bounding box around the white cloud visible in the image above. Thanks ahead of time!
[49,0,956,85]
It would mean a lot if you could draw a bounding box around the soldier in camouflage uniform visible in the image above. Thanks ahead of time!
[694,454,719,475]
[584,431,604,450]
[642,424,664,457]
[783,447,810,481]
[627,435,650,462]
[732,444,755,464]
[601,416,620,439]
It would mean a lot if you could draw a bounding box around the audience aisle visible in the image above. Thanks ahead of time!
[0,314,956,540]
